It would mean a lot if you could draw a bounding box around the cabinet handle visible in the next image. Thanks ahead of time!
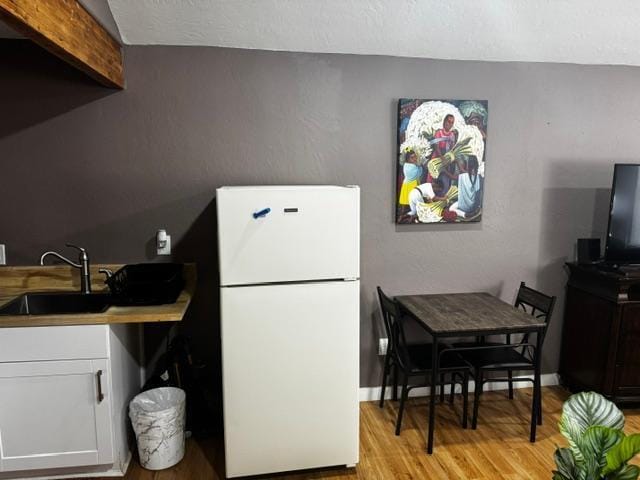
[96,369,104,403]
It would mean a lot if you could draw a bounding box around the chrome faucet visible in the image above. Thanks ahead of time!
[40,244,91,294]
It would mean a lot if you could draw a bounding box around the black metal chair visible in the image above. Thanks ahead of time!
[377,290,434,409]
[377,287,471,434]
[457,282,556,429]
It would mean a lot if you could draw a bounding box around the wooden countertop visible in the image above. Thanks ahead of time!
[0,263,196,328]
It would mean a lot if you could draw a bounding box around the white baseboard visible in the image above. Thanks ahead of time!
[359,373,559,402]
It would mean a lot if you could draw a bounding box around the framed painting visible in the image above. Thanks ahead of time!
[396,99,488,224]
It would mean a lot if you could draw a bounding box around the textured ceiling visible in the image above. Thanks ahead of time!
[3,1,640,67]
[107,0,640,66]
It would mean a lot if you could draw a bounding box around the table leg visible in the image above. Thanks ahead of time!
[530,331,543,442]
[428,336,439,454]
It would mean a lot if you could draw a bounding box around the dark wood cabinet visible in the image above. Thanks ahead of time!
[560,263,640,403]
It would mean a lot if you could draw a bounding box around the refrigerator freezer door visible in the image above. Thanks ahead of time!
[217,186,359,286]
[221,280,359,478]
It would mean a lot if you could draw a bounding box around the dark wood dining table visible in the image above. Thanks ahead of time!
[395,292,547,454]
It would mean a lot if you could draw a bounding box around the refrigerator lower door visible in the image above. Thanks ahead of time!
[221,280,359,478]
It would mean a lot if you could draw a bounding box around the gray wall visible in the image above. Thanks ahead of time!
[0,41,629,390]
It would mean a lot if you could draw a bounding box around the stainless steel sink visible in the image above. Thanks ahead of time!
[0,292,112,316]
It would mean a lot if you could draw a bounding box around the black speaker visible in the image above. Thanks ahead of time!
[577,238,601,264]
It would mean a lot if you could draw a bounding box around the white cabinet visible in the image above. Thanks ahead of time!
[0,324,141,478]
[0,359,113,472]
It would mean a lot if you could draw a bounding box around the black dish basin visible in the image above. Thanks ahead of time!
[0,292,112,316]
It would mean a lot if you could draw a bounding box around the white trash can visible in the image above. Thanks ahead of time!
[129,387,186,470]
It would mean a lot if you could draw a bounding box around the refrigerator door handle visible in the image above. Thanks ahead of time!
[253,208,271,219]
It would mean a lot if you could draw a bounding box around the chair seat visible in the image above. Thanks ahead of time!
[459,346,532,370]
[405,343,470,373]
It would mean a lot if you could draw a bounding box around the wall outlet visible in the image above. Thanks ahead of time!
[378,338,388,356]
[0,244,5,265]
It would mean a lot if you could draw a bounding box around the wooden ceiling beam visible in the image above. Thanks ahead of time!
[0,0,124,88]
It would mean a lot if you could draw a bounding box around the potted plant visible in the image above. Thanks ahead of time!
[553,391,640,479]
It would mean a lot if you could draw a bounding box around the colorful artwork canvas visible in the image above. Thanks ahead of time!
[396,99,488,224]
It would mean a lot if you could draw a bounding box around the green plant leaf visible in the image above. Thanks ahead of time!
[606,464,640,480]
[560,392,624,458]
[562,416,588,462]
[580,426,624,471]
[603,435,640,476]
[554,447,579,479]
[581,456,600,480]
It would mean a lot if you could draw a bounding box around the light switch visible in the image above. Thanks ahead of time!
[0,244,5,265]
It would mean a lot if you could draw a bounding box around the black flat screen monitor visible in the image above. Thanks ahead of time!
[605,164,640,264]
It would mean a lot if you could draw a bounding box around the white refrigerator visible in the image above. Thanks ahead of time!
[216,185,360,478]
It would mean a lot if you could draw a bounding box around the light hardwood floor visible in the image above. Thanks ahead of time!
[117,386,640,480]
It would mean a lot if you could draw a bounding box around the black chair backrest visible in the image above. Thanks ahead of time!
[376,287,411,370]
[515,281,557,343]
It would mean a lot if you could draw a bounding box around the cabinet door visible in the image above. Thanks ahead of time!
[0,359,113,472]
[615,304,640,397]
[559,286,615,393]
